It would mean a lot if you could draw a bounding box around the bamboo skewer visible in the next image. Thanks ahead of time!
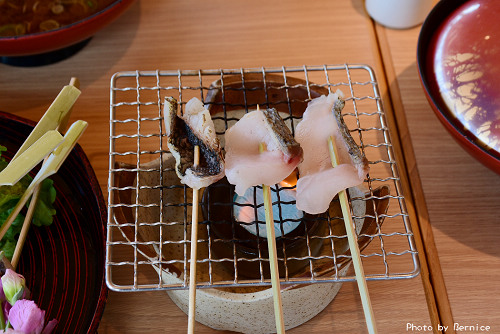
[11,78,80,269]
[259,142,285,334]
[328,135,377,334]
[0,121,87,243]
[187,145,200,334]
[11,189,40,269]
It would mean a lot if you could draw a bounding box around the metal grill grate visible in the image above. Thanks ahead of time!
[106,64,419,292]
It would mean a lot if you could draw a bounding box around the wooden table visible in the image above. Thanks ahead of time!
[379,22,500,333]
[0,0,498,333]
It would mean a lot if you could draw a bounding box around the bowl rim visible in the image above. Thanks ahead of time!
[0,0,130,41]
[0,0,136,56]
[416,0,500,171]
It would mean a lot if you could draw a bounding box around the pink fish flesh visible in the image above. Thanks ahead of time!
[224,108,303,196]
[295,91,369,214]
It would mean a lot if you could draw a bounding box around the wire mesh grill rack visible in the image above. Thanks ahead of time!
[106,64,420,292]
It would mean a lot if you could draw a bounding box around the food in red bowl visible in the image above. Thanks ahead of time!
[0,0,135,59]
[417,0,500,174]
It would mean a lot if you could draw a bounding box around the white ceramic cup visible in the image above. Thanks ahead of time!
[365,0,435,29]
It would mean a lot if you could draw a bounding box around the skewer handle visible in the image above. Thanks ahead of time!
[328,136,377,334]
[260,142,285,334]
[339,190,377,334]
[187,187,199,334]
[11,189,40,269]
[263,184,285,334]
[187,145,200,334]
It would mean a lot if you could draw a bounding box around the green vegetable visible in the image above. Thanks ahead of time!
[0,145,57,259]
[0,209,23,260]
[30,179,57,227]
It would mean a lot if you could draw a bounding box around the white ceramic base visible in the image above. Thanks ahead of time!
[121,157,367,333]
[161,266,348,333]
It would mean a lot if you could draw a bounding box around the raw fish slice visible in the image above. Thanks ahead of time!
[225,108,303,196]
[295,91,369,214]
[296,165,361,214]
[164,97,224,189]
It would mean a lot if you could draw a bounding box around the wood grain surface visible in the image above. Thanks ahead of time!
[382,18,500,334]
[0,0,456,333]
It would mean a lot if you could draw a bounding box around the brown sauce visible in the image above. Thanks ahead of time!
[0,0,117,36]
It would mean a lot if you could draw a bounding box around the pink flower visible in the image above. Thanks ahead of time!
[8,300,45,334]
[7,300,57,334]
[40,320,57,334]
[0,329,24,333]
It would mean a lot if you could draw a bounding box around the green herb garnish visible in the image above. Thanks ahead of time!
[0,145,57,259]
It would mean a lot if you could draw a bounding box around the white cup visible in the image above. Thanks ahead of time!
[365,0,435,29]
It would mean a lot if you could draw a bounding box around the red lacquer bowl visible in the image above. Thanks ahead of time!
[0,0,135,57]
[0,111,107,332]
[417,0,500,174]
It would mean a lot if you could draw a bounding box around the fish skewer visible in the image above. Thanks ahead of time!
[260,142,285,334]
[328,135,377,334]
[225,104,302,333]
[295,91,375,332]
[163,97,224,333]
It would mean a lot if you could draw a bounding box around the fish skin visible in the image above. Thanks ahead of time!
[164,97,224,189]
[332,98,369,178]
[261,108,303,165]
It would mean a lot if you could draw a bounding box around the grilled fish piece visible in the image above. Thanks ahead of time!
[164,97,224,189]
[224,107,303,196]
[295,91,369,214]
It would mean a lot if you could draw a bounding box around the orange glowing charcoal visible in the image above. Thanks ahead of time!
[279,169,298,189]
